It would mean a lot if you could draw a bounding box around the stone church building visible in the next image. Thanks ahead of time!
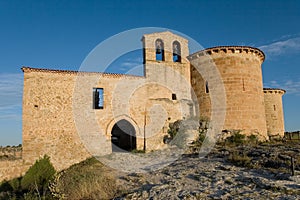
[21,31,285,171]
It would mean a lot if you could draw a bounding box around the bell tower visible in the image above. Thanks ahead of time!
[141,31,191,87]
[141,31,194,119]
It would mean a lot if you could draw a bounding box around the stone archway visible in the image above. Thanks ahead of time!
[111,119,137,152]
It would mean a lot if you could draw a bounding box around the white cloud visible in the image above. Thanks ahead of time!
[121,57,142,67]
[259,37,300,58]
[265,79,300,96]
[118,57,143,73]
[0,73,23,120]
[121,62,139,68]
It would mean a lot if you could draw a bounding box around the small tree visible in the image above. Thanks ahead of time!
[21,155,56,197]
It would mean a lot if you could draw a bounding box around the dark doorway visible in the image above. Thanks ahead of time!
[111,119,137,152]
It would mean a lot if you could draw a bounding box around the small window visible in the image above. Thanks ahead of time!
[172,93,177,100]
[155,39,164,61]
[143,48,146,64]
[273,105,276,111]
[242,79,245,91]
[173,41,181,62]
[93,88,104,109]
[205,81,209,93]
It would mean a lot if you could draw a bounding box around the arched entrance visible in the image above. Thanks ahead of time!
[111,119,137,152]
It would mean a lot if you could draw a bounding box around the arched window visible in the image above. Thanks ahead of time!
[173,41,181,62]
[155,39,164,61]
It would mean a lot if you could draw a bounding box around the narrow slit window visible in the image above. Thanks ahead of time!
[205,81,209,93]
[172,41,181,62]
[273,105,276,111]
[143,48,146,64]
[242,78,245,91]
[155,39,164,61]
[93,88,104,109]
[172,93,177,100]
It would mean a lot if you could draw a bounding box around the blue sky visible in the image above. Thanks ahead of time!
[0,0,300,146]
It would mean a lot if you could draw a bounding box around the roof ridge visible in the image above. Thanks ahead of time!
[21,67,144,78]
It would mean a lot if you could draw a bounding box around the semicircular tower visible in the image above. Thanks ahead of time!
[263,88,286,138]
[188,46,268,139]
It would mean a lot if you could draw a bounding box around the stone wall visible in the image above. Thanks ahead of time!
[264,88,286,138]
[21,67,193,170]
[0,159,30,182]
[189,46,268,139]
[22,68,91,171]
[20,32,196,172]
[22,68,151,170]
[0,146,27,182]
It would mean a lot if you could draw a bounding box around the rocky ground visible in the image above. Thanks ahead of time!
[112,142,300,199]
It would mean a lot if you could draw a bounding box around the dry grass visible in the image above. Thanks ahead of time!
[50,157,119,200]
[228,151,252,168]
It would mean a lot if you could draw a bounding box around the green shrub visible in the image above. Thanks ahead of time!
[21,155,56,193]
[131,149,145,153]
[225,131,245,145]
[23,191,40,200]
[0,177,23,199]
[199,116,210,130]
[189,117,210,153]
[9,177,22,192]
[168,120,182,138]
[228,151,252,167]
[164,120,182,144]
[198,116,210,141]
[247,134,258,144]
[198,133,206,143]
[0,180,13,192]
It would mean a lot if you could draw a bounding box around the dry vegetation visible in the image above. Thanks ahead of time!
[0,157,120,200]
[49,157,119,200]
[213,134,300,175]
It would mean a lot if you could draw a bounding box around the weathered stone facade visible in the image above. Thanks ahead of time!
[0,31,286,181]
[263,88,286,138]
[20,31,195,172]
[189,46,269,140]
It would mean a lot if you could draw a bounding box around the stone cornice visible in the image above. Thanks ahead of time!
[263,88,286,94]
[21,67,145,79]
[188,46,265,62]
[142,31,188,43]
